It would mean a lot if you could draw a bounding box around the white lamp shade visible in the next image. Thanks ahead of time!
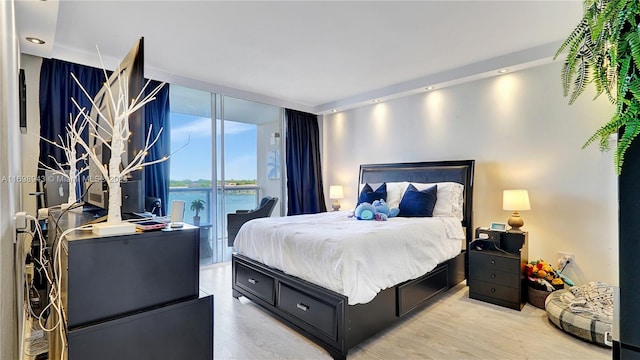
[503,190,531,211]
[329,185,344,199]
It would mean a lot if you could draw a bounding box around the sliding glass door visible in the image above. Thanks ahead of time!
[217,95,283,263]
[167,86,215,264]
[169,86,283,266]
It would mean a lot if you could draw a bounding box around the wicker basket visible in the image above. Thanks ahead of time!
[528,286,552,309]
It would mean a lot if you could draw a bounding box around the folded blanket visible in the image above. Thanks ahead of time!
[562,281,613,321]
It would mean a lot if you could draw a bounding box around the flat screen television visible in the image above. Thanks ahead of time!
[85,37,146,214]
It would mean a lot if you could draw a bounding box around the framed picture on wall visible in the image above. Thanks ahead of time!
[267,149,280,180]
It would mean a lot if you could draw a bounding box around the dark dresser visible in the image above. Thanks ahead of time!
[469,230,528,310]
[47,210,213,360]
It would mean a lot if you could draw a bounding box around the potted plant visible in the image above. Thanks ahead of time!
[556,0,640,174]
[190,199,205,226]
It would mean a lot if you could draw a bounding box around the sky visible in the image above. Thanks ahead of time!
[169,113,257,181]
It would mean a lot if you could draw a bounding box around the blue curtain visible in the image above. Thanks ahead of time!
[144,81,170,211]
[285,108,327,215]
[39,59,170,210]
[39,59,105,174]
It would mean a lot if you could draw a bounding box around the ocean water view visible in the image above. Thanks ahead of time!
[168,184,261,264]
[167,187,259,226]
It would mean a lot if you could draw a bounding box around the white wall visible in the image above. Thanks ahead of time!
[322,61,618,286]
[0,0,22,358]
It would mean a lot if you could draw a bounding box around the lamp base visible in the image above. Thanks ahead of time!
[331,200,341,212]
[508,211,524,232]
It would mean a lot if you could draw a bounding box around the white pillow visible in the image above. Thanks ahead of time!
[411,182,464,220]
[385,181,409,209]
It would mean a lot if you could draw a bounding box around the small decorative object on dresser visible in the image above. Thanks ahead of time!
[469,228,528,310]
[490,222,507,232]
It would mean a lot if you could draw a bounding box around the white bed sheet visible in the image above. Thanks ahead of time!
[234,211,464,305]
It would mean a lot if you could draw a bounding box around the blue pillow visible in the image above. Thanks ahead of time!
[398,184,437,217]
[358,183,387,205]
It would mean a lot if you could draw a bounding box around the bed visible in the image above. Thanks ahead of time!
[231,160,475,359]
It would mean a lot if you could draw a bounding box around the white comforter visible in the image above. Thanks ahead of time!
[234,211,464,305]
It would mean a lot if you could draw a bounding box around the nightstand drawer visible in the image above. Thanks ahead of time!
[470,280,520,304]
[470,252,518,273]
[278,283,339,340]
[235,263,275,305]
[470,268,519,288]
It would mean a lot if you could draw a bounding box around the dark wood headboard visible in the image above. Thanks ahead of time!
[358,160,475,249]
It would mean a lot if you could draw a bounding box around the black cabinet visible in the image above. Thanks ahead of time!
[47,211,213,360]
[469,230,528,310]
[68,296,213,360]
[65,227,200,327]
[617,130,640,358]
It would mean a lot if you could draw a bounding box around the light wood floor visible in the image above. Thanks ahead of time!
[199,262,611,360]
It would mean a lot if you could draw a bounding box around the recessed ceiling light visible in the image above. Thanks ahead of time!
[498,69,510,74]
[330,109,338,113]
[371,99,380,103]
[26,37,45,45]
[425,86,434,90]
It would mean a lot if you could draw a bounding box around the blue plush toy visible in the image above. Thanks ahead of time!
[373,199,400,219]
[354,200,399,221]
[354,202,376,220]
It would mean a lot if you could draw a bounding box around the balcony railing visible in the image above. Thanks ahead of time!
[168,185,260,265]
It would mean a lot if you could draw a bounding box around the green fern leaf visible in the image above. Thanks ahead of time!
[561,30,591,97]
[616,118,640,174]
[570,56,592,104]
[625,31,640,70]
[583,113,624,149]
[556,19,590,59]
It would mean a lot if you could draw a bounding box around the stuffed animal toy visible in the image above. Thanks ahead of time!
[354,202,377,220]
[372,199,399,219]
[354,200,399,221]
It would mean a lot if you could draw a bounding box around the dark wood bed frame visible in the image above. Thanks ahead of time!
[232,160,475,359]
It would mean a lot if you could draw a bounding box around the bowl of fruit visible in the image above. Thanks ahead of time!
[526,259,565,308]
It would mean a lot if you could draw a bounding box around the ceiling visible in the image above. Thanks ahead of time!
[16,1,583,114]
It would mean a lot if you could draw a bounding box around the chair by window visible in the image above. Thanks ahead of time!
[227,196,278,246]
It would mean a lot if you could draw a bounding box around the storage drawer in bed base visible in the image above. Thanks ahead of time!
[278,282,340,340]
[397,264,448,316]
[232,254,346,355]
[234,262,275,305]
[232,252,466,360]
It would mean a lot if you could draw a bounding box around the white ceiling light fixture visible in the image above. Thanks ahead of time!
[425,86,435,90]
[26,37,45,44]
[498,68,510,74]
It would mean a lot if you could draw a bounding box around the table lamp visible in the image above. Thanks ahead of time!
[329,185,344,211]
[503,189,530,232]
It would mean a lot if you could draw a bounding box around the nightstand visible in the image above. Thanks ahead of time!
[469,230,528,310]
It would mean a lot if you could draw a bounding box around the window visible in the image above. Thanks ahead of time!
[169,86,283,265]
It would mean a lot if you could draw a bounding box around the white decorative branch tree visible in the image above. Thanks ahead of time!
[39,112,89,205]
[68,65,167,225]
